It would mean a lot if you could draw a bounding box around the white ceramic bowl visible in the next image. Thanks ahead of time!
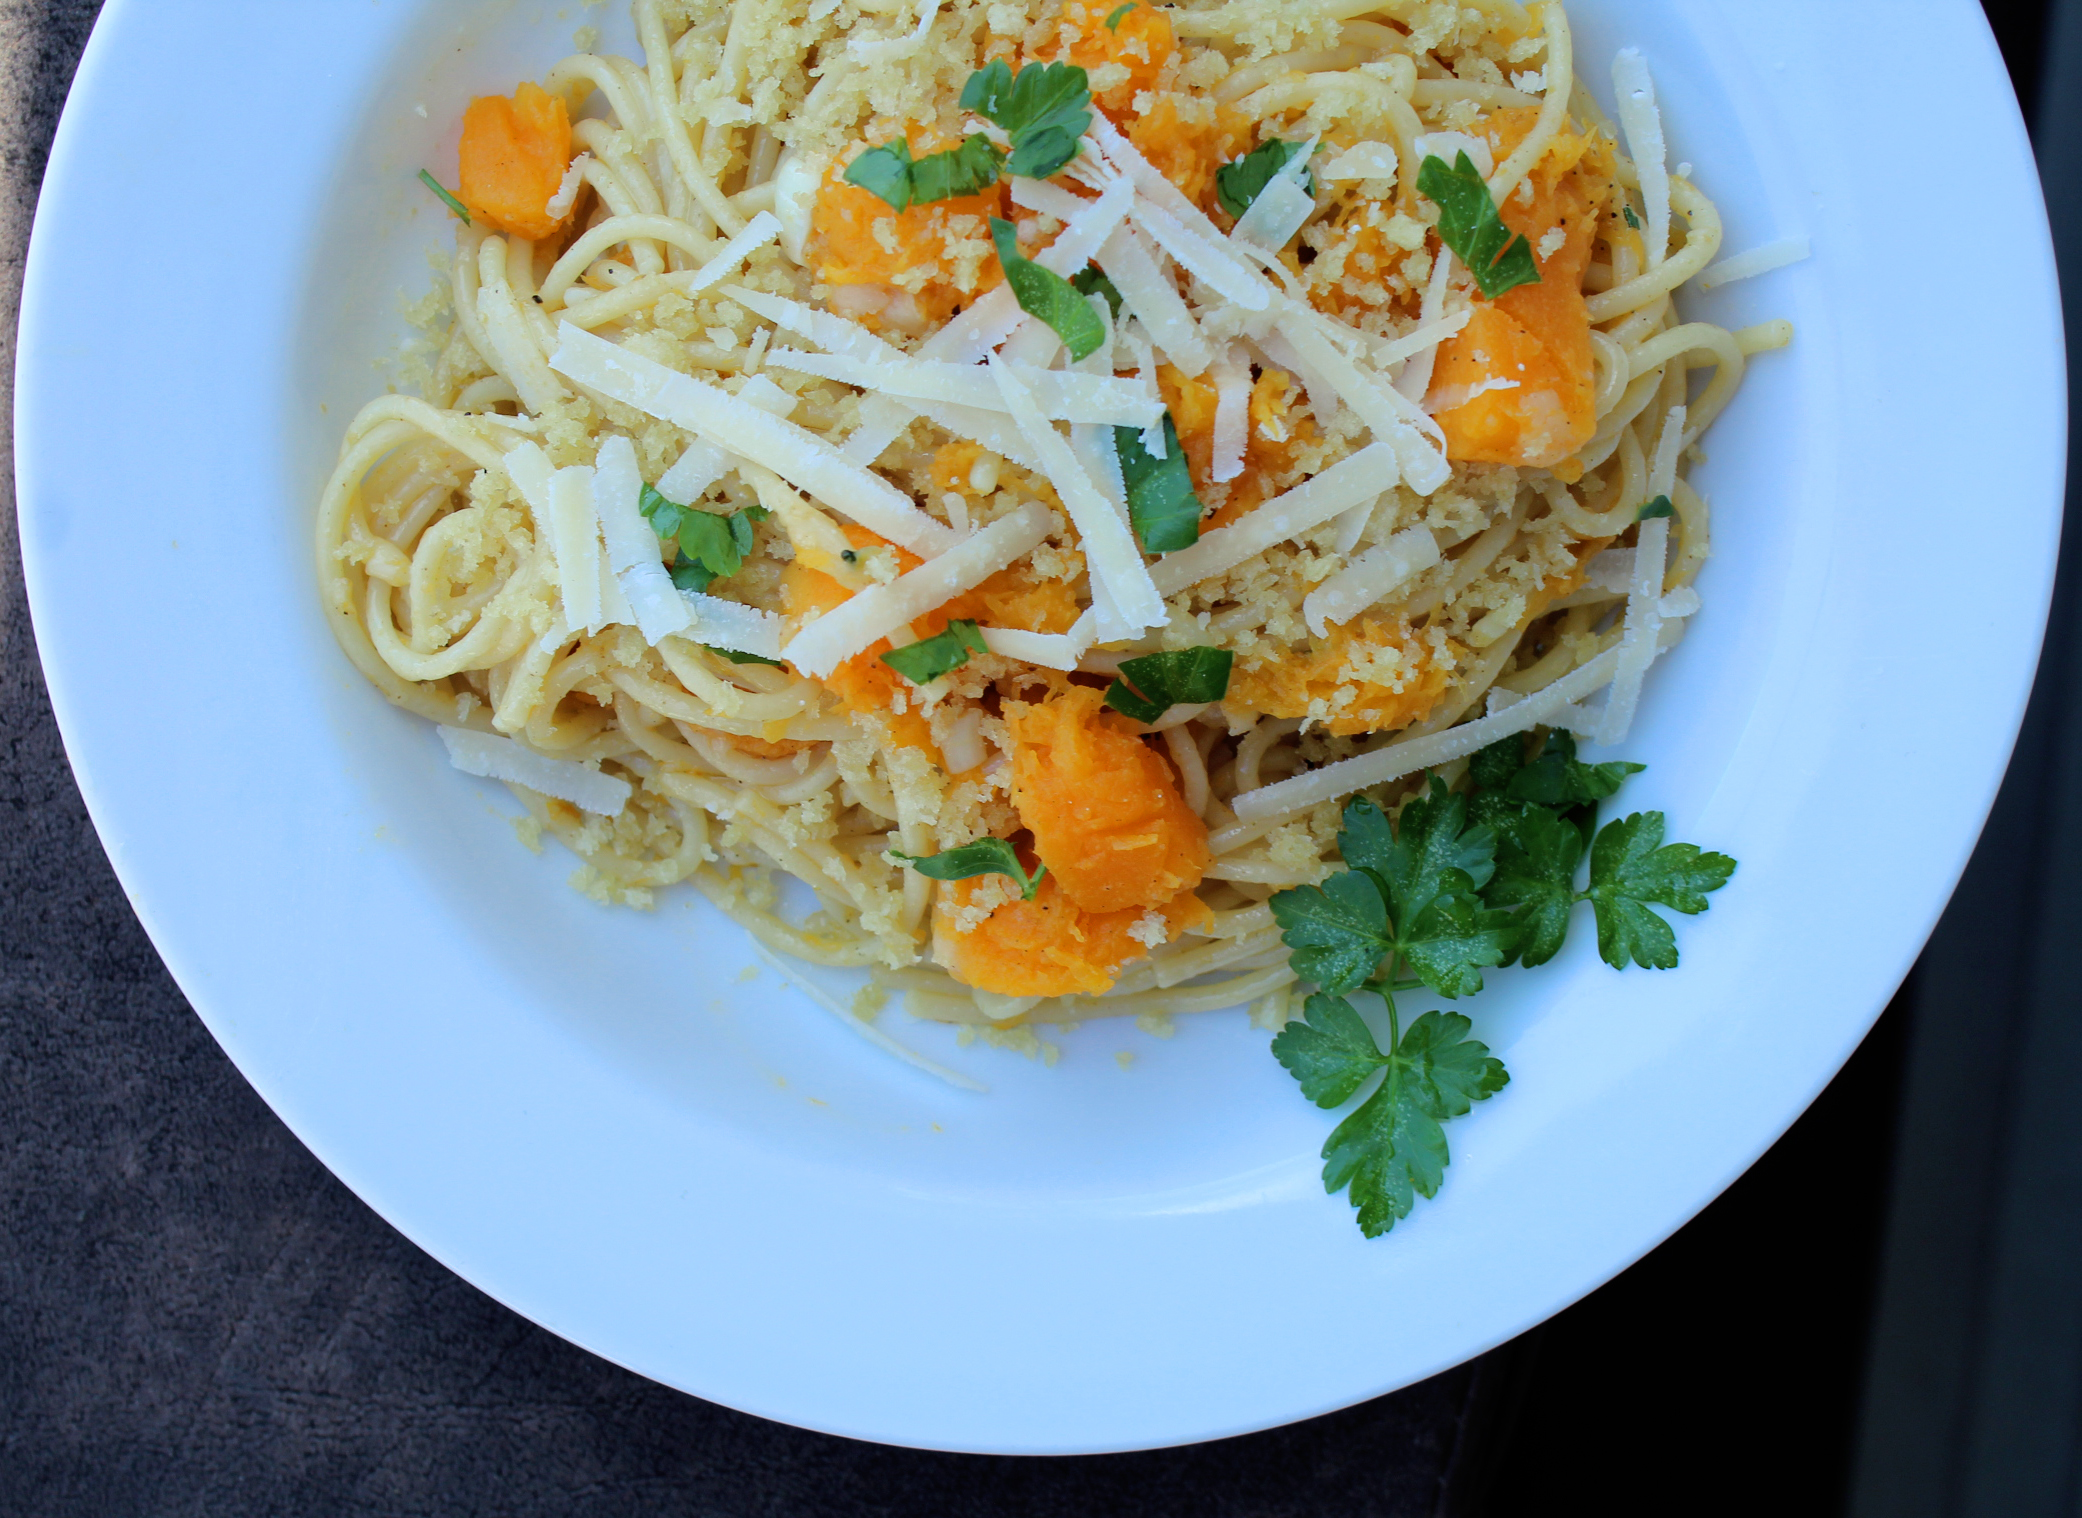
[16,0,2060,1452]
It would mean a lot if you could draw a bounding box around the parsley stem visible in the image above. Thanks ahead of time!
[1373,972,1402,1050]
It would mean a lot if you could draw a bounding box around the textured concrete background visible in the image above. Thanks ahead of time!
[0,5,1475,1511]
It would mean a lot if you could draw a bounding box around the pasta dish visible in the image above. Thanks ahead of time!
[317,0,1790,1073]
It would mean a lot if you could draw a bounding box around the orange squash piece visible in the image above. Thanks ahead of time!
[1127,97,1252,215]
[781,525,1079,760]
[782,527,938,758]
[1155,364,1310,529]
[1430,108,1615,469]
[1007,683,1208,914]
[812,145,1005,331]
[933,871,1211,998]
[1035,0,1176,120]
[458,82,574,241]
[1228,616,1459,737]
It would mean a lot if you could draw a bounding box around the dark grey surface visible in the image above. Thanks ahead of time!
[0,3,1480,1512]
[1848,2,2082,1515]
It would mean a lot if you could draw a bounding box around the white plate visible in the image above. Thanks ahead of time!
[17,0,2058,1453]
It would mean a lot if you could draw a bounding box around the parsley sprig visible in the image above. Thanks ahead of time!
[1416,150,1541,300]
[1269,731,1735,1237]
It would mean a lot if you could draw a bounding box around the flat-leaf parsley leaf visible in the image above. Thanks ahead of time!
[1416,150,1541,299]
[843,135,1006,212]
[1103,646,1233,724]
[1114,416,1203,553]
[1216,139,1316,219]
[881,619,988,685]
[891,838,1047,901]
[641,485,768,594]
[1274,995,1507,1237]
[990,218,1105,360]
[961,59,1092,179]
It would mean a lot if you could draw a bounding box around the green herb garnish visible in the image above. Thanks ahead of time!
[419,169,472,225]
[1070,265,1125,318]
[1114,415,1203,553]
[1104,2,1136,28]
[1215,139,1316,220]
[1416,151,1541,300]
[706,645,786,667]
[881,619,988,685]
[892,838,1047,901]
[842,134,1007,212]
[1622,204,1641,229]
[1103,646,1234,724]
[1267,737,1735,1236]
[1636,495,1675,520]
[1274,998,1508,1238]
[989,217,1106,361]
[641,485,768,594]
[960,59,1093,179]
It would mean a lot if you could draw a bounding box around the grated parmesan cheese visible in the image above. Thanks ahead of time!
[1150,440,1400,596]
[1301,525,1441,636]
[1209,346,1251,483]
[1412,132,1494,178]
[550,324,955,555]
[548,463,607,632]
[1612,50,1670,268]
[1322,141,1399,182]
[1229,644,1625,828]
[979,616,1095,670]
[545,153,591,220]
[765,347,1162,428]
[988,356,1166,638]
[781,501,1054,676]
[674,599,786,659]
[1596,404,1685,746]
[441,726,631,815]
[592,434,692,644]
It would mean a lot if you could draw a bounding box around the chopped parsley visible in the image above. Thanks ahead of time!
[960,59,1092,179]
[1416,150,1541,300]
[1114,415,1203,553]
[880,619,987,685]
[706,645,785,667]
[842,134,1006,212]
[1267,734,1734,1236]
[892,838,1047,901]
[1104,2,1136,28]
[1637,495,1676,520]
[1103,646,1234,724]
[1216,139,1316,220]
[1622,204,1642,229]
[1070,265,1125,318]
[990,218,1106,360]
[419,169,471,225]
[640,485,768,594]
